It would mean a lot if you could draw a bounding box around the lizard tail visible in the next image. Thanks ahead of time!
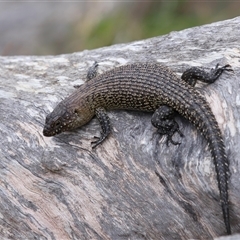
[191,100,231,234]
[207,130,231,234]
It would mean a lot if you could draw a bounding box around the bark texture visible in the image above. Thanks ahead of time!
[0,17,240,240]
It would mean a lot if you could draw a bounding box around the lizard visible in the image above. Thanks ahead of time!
[43,61,232,234]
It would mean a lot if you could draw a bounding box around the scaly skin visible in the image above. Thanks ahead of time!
[43,62,232,234]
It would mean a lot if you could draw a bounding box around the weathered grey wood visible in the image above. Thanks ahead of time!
[0,17,240,240]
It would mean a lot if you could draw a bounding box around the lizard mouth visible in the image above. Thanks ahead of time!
[43,127,55,137]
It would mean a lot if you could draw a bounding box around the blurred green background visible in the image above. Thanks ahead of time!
[0,1,239,56]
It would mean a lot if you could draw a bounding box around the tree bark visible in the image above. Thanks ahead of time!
[0,17,240,240]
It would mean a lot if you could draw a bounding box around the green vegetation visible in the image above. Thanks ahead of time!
[79,1,238,51]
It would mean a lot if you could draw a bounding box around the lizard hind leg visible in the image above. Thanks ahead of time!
[181,64,233,87]
[151,105,184,146]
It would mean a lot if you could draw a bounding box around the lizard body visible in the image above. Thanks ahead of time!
[43,62,232,234]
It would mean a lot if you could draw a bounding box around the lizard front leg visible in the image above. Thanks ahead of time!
[87,61,99,81]
[91,107,111,148]
[74,61,99,88]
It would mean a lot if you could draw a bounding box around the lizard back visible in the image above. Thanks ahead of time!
[69,62,197,114]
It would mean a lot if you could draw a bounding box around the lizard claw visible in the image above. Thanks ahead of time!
[211,64,234,76]
[91,135,107,148]
[164,129,184,147]
[91,136,100,148]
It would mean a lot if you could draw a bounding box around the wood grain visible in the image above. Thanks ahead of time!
[0,17,240,240]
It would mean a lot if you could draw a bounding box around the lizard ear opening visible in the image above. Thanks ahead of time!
[74,109,78,114]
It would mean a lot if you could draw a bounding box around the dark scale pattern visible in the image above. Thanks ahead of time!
[43,62,232,234]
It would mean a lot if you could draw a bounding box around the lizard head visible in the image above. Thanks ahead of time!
[43,101,94,137]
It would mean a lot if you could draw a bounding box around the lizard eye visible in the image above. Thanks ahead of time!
[55,120,61,127]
